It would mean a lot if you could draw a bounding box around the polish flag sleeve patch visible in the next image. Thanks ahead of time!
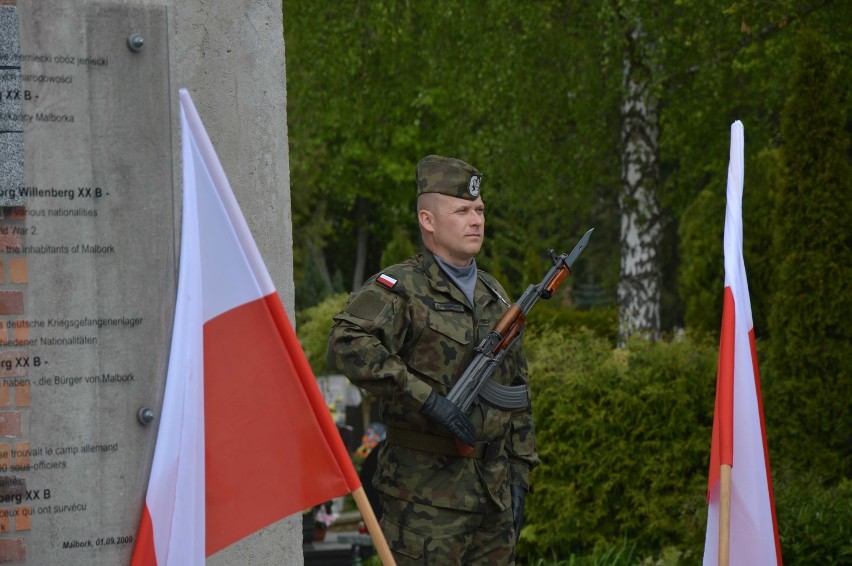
[376,273,398,289]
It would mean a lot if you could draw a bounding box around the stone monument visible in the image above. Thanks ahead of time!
[0,1,297,564]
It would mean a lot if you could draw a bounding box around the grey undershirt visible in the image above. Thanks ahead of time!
[434,256,478,307]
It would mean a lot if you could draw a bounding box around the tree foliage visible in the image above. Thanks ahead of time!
[765,28,852,480]
[283,2,851,559]
[283,2,623,303]
[284,1,848,327]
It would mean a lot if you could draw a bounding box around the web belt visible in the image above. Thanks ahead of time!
[386,427,504,461]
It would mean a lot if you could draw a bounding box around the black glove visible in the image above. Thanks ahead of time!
[511,484,527,543]
[420,391,476,447]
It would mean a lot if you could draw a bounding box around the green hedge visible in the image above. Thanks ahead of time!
[296,292,349,376]
[773,473,852,565]
[519,326,850,563]
[520,328,715,560]
[527,304,618,346]
[295,295,849,563]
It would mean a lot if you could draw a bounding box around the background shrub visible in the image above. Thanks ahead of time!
[295,292,850,563]
[520,328,716,560]
[296,292,349,375]
[772,473,852,565]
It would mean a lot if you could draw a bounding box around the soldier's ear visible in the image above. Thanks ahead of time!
[418,209,435,234]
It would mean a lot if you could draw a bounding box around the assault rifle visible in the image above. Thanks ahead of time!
[446,228,594,455]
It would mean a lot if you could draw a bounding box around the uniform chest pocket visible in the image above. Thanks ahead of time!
[408,310,471,391]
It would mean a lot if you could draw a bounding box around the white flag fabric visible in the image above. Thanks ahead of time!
[703,121,781,565]
[130,90,360,565]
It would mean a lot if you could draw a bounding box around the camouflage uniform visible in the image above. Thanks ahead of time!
[327,155,539,564]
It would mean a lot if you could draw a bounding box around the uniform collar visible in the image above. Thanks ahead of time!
[421,248,499,313]
[422,248,472,308]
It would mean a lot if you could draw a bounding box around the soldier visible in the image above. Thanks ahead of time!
[327,155,539,564]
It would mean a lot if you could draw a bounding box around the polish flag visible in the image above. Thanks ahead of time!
[703,121,781,566]
[130,89,361,565]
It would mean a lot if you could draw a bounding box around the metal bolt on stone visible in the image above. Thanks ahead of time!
[137,407,155,425]
[127,33,144,52]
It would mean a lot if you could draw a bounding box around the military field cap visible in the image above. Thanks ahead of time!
[416,155,482,200]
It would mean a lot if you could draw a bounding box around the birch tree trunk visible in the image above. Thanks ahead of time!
[617,23,662,344]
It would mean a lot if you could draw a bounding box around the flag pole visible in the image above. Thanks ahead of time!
[718,464,732,566]
[351,486,396,565]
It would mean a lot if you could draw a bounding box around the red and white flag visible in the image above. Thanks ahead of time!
[130,89,361,565]
[703,121,781,565]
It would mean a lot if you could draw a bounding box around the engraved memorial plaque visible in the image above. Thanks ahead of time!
[0,3,175,564]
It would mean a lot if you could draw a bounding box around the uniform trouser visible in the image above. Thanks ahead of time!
[378,493,516,565]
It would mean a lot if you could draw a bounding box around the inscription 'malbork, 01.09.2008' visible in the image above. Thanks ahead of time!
[0,4,175,565]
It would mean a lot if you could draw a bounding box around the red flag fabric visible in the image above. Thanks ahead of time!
[703,121,781,565]
[130,89,361,565]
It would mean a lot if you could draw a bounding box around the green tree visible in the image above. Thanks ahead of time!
[284,0,848,339]
[295,243,335,311]
[677,186,725,334]
[677,146,781,337]
[283,2,427,295]
[766,28,852,480]
[669,1,847,338]
[380,224,417,268]
[284,2,622,302]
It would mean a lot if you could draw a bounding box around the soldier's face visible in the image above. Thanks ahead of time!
[422,194,485,267]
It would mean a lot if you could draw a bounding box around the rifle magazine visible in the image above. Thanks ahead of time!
[478,380,530,410]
